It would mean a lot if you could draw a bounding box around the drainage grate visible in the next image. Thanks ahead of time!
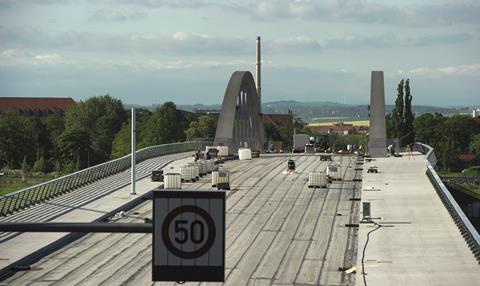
[345,223,359,227]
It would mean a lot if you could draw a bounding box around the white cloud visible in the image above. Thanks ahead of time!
[0,48,257,71]
[88,0,480,26]
[3,0,479,26]
[88,9,147,22]
[398,64,480,77]
[0,49,67,67]
[2,26,470,58]
[269,36,322,52]
[324,32,472,49]
[0,49,66,67]
[33,53,62,64]
[249,1,480,26]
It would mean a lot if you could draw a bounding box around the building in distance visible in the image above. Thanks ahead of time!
[472,107,480,118]
[0,97,76,116]
[307,122,369,135]
[262,111,293,127]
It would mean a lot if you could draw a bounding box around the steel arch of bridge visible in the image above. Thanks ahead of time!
[214,71,265,152]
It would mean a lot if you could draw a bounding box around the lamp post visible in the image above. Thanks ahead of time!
[131,108,136,195]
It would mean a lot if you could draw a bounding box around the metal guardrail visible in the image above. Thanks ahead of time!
[412,142,437,168]
[0,190,154,281]
[415,142,480,263]
[0,141,210,217]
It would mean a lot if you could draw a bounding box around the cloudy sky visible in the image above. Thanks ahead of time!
[0,0,479,106]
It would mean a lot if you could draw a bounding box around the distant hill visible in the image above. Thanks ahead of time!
[177,103,221,112]
[175,100,470,122]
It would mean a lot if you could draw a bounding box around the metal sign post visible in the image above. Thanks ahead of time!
[153,190,225,282]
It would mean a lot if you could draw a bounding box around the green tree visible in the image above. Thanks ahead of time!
[332,134,365,150]
[470,134,480,155]
[385,113,396,139]
[56,126,93,169]
[414,114,480,170]
[277,117,307,151]
[63,160,78,173]
[441,115,480,154]
[0,113,36,168]
[42,114,65,168]
[185,115,217,141]
[111,109,152,158]
[54,161,62,177]
[28,116,50,158]
[175,109,195,142]
[264,123,282,142]
[404,79,415,145]
[63,95,127,165]
[142,102,184,146]
[32,156,46,173]
[413,113,445,147]
[21,155,30,178]
[111,122,132,159]
[389,78,415,145]
[393,79,405,140]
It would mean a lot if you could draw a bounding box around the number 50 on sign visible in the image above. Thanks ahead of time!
[153,190,225,282]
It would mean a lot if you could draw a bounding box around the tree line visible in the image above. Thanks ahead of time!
[386,78,480,170]
[413,113,480,170]
[0,95,217,174]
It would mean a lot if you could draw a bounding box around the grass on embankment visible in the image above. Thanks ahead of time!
[0,176,55,196]
[440,166,480,199]
[439,166,480,177]
[447,183,480,200]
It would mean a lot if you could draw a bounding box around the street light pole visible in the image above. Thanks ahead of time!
[131,108,136,195]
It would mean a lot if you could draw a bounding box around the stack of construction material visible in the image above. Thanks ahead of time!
[308,171,328,188]
[239,148,252,160]
[327,164,342,181]
[212,169,230,190]
[180,166,196,182]
[187,162,201,179]
[164,173,181,189]
[205,160,214,173]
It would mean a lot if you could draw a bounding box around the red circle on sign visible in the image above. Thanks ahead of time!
[161,205,216,259]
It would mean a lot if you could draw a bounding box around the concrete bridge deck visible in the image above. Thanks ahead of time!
[0,152,196,272]
[3,154,362,285]
[3,153,478,285]
[357,153,479,286]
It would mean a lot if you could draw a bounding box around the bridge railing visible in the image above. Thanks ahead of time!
[412,142,438,168]
[0,141,210,217]
[414,142,480,262]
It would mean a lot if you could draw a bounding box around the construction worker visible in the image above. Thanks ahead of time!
[387,144,394,156]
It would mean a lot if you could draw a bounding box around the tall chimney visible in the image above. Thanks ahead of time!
[256,36,261,110]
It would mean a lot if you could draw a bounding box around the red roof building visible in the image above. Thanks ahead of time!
[457,154,476,162]
[307,123,369,134]
[0,97,76,116]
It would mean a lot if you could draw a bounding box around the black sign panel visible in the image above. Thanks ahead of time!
[152,190,225,282]
[363,202,371,218]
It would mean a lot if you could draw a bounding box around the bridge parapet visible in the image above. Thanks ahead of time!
[0,141,210,217]
[413,142,437,167]
[415,142,480,262]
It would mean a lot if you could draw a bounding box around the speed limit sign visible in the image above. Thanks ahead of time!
[153,190,225,282]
